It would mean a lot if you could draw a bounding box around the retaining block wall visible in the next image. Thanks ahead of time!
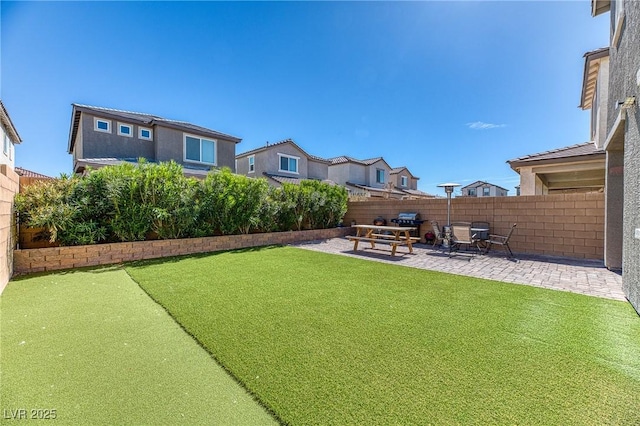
[344,193,605,260]
[14,227,352,275]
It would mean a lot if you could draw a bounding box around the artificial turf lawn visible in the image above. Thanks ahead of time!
[126,246,640,425]
[0,267,276,425]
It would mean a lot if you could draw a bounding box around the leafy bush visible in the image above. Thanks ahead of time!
[16,161,348,246]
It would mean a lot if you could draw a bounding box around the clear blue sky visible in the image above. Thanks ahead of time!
[1,1,609,196]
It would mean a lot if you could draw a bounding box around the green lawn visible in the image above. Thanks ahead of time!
[126,247,640,425]
[0,267,276,425]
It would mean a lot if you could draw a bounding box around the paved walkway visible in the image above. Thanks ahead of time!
[291,238,626,301]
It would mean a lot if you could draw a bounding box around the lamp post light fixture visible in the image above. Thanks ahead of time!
[437,182,461,226]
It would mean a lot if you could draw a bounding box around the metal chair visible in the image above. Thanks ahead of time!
[430,221,444,247]
[486,223,517,259]
[449,222,477,258]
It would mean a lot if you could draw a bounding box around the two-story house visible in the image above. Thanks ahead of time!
[590,0,640,312]
[1,100,22,170]
[68,104,242,177]
[460,181,508,197]
[328,156,433,199]
[328,156,401,198]
[235,139,332,186]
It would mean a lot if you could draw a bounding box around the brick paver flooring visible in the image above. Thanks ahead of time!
[291,238,626,301]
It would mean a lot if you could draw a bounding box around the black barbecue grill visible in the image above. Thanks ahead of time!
[390,212,425,239]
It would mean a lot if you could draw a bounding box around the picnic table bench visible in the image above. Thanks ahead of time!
[347,225,419,256]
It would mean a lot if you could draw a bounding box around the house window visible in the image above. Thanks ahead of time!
[3,134,8,156]
[118,123,133,137]
[483,187,490,196]
[400,175,408,187]
[139,127,153,140]
[278,154,299,173]
[94,118,111,133]
[468,188,476,196]
[8,142,13,160]
[376,169,385,184]
[248,155,255,173]
[184,134,216,165]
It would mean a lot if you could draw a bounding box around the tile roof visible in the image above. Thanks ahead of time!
[263,172,336,186]
[74,158,212,177]
[236,139,330,164]
[401,188,436,198]
[15,167,53,179]
[68,104,241,153]
[328,156,388,167]
[460,180,509,192]
[345,182,406,196]
[507,142,604,165]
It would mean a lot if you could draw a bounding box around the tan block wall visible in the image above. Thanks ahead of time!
[344,193,605,260]
[0,165,19,293]
[14,227,352,275]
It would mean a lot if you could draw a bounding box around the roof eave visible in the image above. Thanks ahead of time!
[592,0,611,16]
[0,100,23,143]
[579,48,609,110]
[508,152,606,169]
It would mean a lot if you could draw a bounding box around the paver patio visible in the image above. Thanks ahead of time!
[292,238,626,301]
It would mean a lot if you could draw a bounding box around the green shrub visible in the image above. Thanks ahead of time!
[197,169,269,235]
[15,162,348,246]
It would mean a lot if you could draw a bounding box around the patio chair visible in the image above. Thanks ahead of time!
[430,221,444,246]
[449,222,478,258]
[486,223,517,259]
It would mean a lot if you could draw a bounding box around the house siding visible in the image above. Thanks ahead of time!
[608,0,640,312]
[328,162,366,185]
[80,113,156,160]
[308,160,328,181]
[366,161,390,188]
[154,126,237,172]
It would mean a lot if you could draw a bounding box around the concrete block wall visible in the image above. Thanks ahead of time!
[0,165,19,292]
[14,227,352,275]
[344,193,605,260]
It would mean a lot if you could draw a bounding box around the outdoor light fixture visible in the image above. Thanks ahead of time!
[617,96,636,109]
[437,182,461,227]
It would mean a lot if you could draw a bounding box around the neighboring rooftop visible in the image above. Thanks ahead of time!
[15,167,52,179]
[461,180,509,192]
[507,142,605,167]
[263,172,336,186]
[73,158,211,177]
[328,156,388,167]
[236,139,330,164]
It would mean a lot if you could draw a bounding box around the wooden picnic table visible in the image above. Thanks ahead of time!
[346,224,420,256]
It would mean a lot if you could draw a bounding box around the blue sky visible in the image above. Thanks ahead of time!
[1,1,609,196]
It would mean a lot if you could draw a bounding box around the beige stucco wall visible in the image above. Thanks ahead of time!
[0,165,19,293]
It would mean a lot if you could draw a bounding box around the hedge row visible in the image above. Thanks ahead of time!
[15,161,348,246]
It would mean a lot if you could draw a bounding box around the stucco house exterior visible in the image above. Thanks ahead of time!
[67,104,242,176]
[328,156,433,199]
[1,100,22,170]
[390,167,417,190]
[590,0,640,313]
[235,139,332,186]
[460,181,508,197]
